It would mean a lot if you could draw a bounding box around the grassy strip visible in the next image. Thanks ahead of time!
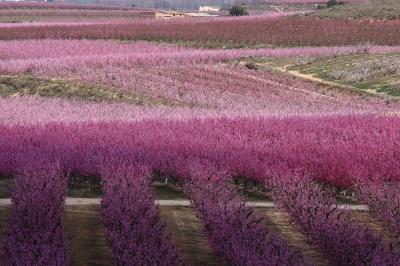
[0,75,182,106]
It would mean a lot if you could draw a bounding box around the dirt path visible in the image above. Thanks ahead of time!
[0,207,9,255]
[259,64,400,115]
[283,69,400,100]
[0,205,222,266]
[0,203,395,266]
[351,211,400,248]
[63,206,113,266]
[275,65,384,96]
[159,206,223,266]
[0,198,369,210]
[239,64,400,115]
[243,70,342,103]
[256,207,330,266]
[0,206,113,265]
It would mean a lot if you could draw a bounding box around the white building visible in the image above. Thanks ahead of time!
[199,5,220,12]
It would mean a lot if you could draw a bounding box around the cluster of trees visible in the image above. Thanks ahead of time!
[2,17,400,46]
[327,0,345,7]
[1,115,400,264]
[229,4,248,16]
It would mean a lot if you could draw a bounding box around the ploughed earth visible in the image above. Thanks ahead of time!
[0,177,398,266]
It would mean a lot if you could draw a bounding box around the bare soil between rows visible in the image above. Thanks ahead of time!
[0,205,224,266]
[0,177,397,266]
[1,205,392,266]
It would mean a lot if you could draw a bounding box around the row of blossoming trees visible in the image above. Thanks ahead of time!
[1,40,399,117]
[0,115,399,265]
[1,16,400,46]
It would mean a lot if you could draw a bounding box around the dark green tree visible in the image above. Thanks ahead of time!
[229,5,248,16]
[327,0,344,8]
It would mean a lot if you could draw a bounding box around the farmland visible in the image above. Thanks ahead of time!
[1,16,400,46]
[314,0,400,20]
[0,1,400,266]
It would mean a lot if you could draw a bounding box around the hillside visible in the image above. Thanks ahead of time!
[314,0,400,19]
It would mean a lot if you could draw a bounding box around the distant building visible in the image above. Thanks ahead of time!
[186,12,218,17]
[155,11,188,18]
[199,5,220,12]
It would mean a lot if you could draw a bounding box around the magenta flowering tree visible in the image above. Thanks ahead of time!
[0,115,398,264]
[0,17,399,46]
[100,162,181,266]
[357,180,400,238]
[270,176,400,266]
[0,115,399,187]
[1,162,68,266]
[184,167,309,266]
[1,40,398,116]
[0,2,145,11]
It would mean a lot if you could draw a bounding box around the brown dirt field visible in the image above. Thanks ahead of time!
[255,207,330,266]
[0,205,222,266]
[0,206,111,265]
[0,177,13,199]
[159,206,223,266]
[0,207,9,252]
[351,211,400,248]
[63,206,113,266]
[0,205,398,265]
[257,207,400,265]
